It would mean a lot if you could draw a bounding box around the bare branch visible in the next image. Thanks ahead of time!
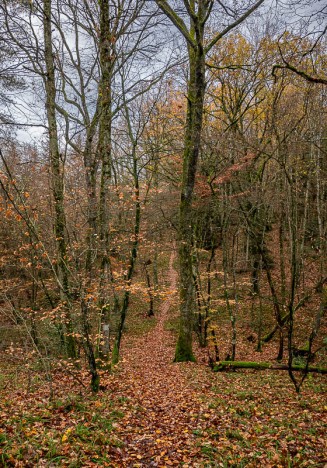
[272,64,327,85]
[155,0,195,49]
[205,0,265,53]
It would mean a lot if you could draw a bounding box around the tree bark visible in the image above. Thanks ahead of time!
[156,0,266,362]
[175,18,206,361]
[43,0,76,358]
[97,0,114,359]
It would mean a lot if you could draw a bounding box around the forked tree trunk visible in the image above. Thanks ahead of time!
[156,0,265,362]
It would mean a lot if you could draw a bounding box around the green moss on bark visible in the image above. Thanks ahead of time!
[213,361,327,374]
[174,335,196,362]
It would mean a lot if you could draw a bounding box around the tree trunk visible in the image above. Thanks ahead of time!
[98,0,114,359]
[175,43,205,363]
[43,0,76,358]
[144,261,154,317]
[81,298,99,392]
[84,122,99,274]
[112,138,141,364]
[155,0,266,362]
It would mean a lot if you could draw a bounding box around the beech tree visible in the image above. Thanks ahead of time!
[155,0,266,361]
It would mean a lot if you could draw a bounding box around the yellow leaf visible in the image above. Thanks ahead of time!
[61,427,73,443]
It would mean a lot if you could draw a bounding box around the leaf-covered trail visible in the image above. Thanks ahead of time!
[110,250,207,466]
[105,250,327,467]
[1,251,326,467]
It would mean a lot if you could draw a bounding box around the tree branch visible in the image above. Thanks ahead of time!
[272,64,327,85]
[205,0,265,53]
[155,0,195,49]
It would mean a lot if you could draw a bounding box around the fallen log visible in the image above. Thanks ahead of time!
[213,361,327,374]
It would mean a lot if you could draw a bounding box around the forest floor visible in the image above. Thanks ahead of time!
[0,251,326,467]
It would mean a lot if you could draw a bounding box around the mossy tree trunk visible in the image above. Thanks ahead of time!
[84,112,100,275]
[157,0,265,362]
[97,0,115,361]
[43,0,76,359]
[214,361,327,375]
[175,40,205,363]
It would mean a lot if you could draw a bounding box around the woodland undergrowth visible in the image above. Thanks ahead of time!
[0,253,326,467]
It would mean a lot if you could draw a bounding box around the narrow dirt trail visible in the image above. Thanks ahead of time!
[110,250,211,467]
[105,250,327,468]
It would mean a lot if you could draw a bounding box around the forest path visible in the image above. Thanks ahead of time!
[110,249,211,467]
